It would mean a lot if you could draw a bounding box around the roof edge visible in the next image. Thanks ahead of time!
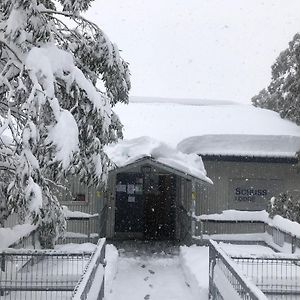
[200,154,298,164]
[109,156,212,184]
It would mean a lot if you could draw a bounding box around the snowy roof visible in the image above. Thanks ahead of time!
[178,134,300,158]
[114,97,300,158]
[105,137,212,183]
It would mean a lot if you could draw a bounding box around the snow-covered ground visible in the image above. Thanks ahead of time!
[105,243,197,300]
[104,242,275,300]
[107,255,196,300]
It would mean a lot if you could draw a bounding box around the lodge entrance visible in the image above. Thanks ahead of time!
[114,172,176,240]
[144,175,176,240]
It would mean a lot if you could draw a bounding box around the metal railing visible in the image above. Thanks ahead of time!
[0,248,93,299]
[209,240,268,300]
[232,254,300,299]
[194,217,300,254]
[72,238,106,300]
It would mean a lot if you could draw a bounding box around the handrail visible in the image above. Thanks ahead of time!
[72,238,106,300]
[209,240,268,300]
[194,215,300,253]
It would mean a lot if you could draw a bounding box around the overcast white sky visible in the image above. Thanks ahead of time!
[85,0,300,104]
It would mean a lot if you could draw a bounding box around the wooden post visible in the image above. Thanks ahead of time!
[191,180,196,237]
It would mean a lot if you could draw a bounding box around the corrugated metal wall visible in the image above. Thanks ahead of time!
[2,213,19,228]
[197,159,300,215]
[54,176,107,239]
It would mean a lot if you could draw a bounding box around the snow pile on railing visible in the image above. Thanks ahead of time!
[62,206,99,219]
[106,136,212,183]
[209,240,268,300]
[198,210,300,238]
[0,223,36,249]
[199,210,269,222]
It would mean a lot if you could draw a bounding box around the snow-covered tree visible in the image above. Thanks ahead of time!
[0,0,130,247]
[252,33,300,125]
[268,192,300,223]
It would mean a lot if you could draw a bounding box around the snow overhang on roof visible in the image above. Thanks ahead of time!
[114,98,300,157]
[177,134,300,159]
[105,137,212,184]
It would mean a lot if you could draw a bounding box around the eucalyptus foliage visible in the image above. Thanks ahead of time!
[252,33,300,125]
[0,0,130,247]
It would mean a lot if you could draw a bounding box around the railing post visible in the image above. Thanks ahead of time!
[87,219,91,242]
[209,243,217,299]
[1,253,5,272]
[0,254,5,296]
[200,220,203,240]
[99,240,106,300]
[292,235,296,253]
[32,230,36,249]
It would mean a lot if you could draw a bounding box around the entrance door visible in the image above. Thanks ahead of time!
[115,173,144,234]
[144,175,176,240]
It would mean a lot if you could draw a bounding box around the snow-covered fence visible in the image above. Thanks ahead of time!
[209,240,268,300]
[0,248,93,299]
[232,253,300,298]
[264,224,300,253]
[72,238,106,300]
[199,219,266,237]
[194,210,300,253]
[59,214,100,244]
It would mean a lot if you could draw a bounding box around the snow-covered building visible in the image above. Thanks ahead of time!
[104,137,211,241]
[62,97,300,241]
[101,97,300,239]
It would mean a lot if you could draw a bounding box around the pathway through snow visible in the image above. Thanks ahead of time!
[106,244,198,300]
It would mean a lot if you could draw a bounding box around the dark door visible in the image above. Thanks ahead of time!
[144,175,176,240]
[115,173,144,233]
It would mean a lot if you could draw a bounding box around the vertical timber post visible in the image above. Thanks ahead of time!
[191,180,196,239]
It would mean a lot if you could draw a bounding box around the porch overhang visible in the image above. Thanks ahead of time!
[109,156,212,184]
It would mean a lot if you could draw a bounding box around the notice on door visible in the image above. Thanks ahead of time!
[128,196,135,203]
[116,184,126,192]
[127,184,135,194]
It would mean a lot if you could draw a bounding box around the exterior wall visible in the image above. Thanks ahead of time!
[57,177,105,214]
[2,213,19,228]
[105,163,199,240]
[55,176,107,238]
[198,159,300,215]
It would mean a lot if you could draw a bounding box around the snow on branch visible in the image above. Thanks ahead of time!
[0,0,131,247]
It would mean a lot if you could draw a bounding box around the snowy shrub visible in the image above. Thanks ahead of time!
[0,0,130,247]
[268,192,300,223]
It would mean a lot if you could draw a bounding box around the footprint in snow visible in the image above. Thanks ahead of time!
[144,294,150,300]
[149,284,153,288]
[148,269,155,275]
[141,264,146,268]
[144,276,149,281]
